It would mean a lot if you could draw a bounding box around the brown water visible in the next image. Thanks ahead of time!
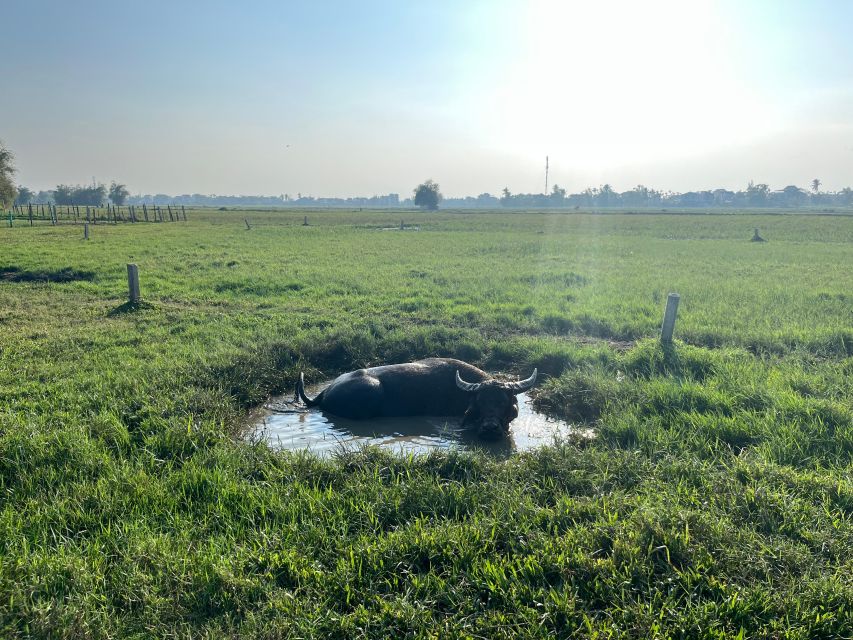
[249,380,583,457]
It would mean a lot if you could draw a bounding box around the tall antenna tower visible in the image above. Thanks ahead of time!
[544,156,549,194]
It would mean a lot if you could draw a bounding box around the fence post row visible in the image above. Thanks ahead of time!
[5,202,187,225]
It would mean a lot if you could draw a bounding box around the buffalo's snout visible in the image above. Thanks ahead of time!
[476,418,509,440]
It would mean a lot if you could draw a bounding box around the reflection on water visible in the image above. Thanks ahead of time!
[249,381,584,457]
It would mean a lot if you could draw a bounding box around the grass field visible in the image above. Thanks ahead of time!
[1,209,851,638]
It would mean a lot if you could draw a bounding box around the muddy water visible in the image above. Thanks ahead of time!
[249,381,582,457]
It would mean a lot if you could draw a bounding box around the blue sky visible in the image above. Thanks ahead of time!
[3,0,852,196]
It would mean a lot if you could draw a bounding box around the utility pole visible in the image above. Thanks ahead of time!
[545,156,549,194]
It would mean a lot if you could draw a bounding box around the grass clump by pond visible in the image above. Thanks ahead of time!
[0,208,851,637]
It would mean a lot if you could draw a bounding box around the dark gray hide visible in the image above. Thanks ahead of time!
[295,358,537,438]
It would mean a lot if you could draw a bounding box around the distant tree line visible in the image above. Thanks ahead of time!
[425,181,852,209]
[120,193,403,208]
[15,181,130,206]
[10,179,853,210]
[15,191,403,208]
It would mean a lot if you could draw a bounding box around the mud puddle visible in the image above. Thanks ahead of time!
[248,380,585,457]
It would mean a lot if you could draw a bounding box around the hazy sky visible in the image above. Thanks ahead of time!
[3,0,852,197]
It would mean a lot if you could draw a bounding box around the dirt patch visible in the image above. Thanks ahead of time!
[0,265,95,283]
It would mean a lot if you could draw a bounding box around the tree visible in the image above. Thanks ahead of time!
[14,186,34,206]
[54,183,107,206]
[596,184,618,207]
[745,181,769,206]
[413,179,442,211]
[781,185,806,207]
[622,184,651,207]
[476,192,499,207]
[550,183,566,205]
[0,141,16,208]
[76,184,107,206]
[54,184,74,205]
[109,181,130,205]
[811,178,821,194]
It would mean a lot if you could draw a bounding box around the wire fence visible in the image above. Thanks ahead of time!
[5,203,187,226]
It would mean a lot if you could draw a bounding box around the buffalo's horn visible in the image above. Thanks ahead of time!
[456,370,482,393]
[502,368,538,393]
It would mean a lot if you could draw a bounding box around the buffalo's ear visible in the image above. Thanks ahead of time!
[507,402,519,420]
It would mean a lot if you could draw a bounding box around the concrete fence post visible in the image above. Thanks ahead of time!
[660,293,680,343]
[127,264,140,302]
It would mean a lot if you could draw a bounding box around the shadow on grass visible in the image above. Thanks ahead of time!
[108,300,154,316]
[0,265,95,283]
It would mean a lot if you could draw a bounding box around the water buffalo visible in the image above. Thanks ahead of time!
[295,358,537,438]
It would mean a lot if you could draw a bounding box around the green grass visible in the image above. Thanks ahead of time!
[1,209,851,638]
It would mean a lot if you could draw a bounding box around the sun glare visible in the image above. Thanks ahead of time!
[483,0,777,178]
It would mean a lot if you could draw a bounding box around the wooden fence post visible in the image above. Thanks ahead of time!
[660,293,680,343]
[244,218,251,230]
[127,264,140,302]
[84,222,89,240]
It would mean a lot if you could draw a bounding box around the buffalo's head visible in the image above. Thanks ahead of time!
[456,368,538,438]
